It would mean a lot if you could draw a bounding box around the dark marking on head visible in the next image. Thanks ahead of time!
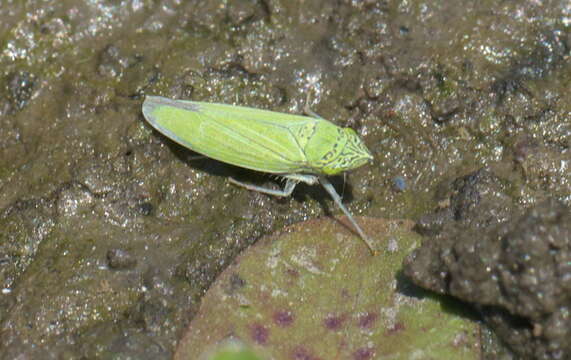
[314,126,372,175]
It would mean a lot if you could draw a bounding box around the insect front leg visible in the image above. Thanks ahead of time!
[228,177,299,197]
[302,90,325,120]
[303,104,324,120]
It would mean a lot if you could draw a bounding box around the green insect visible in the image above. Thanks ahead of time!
[142,96,375,253]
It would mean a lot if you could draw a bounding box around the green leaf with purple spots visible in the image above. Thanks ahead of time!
[175,217,481,360]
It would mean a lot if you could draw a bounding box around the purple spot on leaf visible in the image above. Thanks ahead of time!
[358,312,378,329]
[323,313,346,331]
[273,310,294,327]
[353,347,374,360]
[292,346,321,360]
[251,323,269,345]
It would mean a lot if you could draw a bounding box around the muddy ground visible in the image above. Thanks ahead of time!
[0,1,570,359]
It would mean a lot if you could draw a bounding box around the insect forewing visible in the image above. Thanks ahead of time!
[142,96,320,174]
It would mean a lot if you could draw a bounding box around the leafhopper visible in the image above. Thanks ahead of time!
[142,96,375,253]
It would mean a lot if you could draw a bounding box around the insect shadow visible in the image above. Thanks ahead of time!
[163,136,356,216]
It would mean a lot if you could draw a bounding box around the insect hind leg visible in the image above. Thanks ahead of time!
[229,177,299,197]
[318,176,377,254]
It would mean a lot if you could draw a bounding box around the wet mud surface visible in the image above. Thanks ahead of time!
[0,1,570,358]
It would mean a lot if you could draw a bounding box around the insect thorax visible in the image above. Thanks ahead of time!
[303,122,372,175]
